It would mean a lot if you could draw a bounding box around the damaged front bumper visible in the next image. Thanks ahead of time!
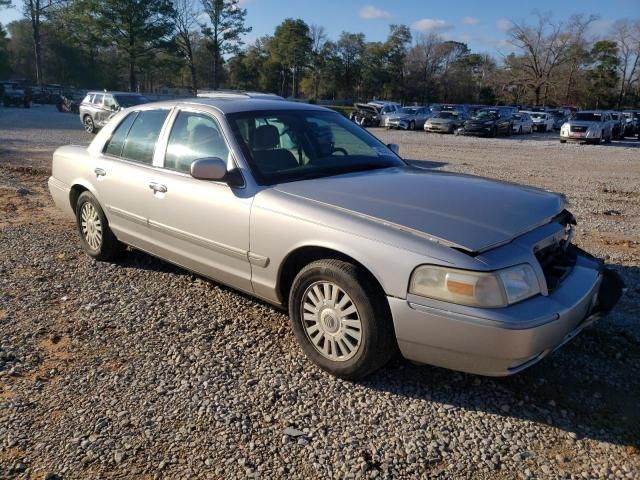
[389,247,624,376]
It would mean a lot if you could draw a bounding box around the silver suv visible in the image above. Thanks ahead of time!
[49,95,623,379]
[79,91,149,133]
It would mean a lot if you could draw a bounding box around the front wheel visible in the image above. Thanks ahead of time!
[75,191,125,261]
[83,115,96,134]
[409,120,415,131]
[288,259,396,379]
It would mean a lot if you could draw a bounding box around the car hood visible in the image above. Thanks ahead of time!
[429,117,455,124]
[387,113,410,121]
[467,119,496,125]
[273,167,566,253]
[568,121,601,128]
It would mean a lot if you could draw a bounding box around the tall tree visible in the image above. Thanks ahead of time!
[335,32,365,99]
[172,0,200,94]
[87,0,175,91]
[384,24,411,100]
[506,13,596,105]
[611,20,640,107]
[22,0,58,85]
[269,18,312,97]
[589,40,620,108]
[201,0,251,89]
[0,22,10,77]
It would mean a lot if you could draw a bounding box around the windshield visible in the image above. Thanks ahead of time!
[227,110,405,185]
[400,107,419,114]
[115,95,149,108]
[472,110,497,120]
[530,113,546,119]
[574,113,602,122]
[436,111,458,119]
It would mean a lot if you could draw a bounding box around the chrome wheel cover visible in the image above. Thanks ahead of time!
[80,202,102,250]
[301,281,362,362]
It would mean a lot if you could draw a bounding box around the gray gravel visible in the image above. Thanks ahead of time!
[1,107,639,479]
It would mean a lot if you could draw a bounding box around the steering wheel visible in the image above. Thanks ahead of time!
[332,147,348,155]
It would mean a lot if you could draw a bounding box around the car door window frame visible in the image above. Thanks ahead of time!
[155,107,245,187]
[101,107,174,170]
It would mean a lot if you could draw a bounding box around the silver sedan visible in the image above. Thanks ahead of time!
[48,96,623,379]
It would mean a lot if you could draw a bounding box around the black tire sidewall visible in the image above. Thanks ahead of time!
[288,260,394,379]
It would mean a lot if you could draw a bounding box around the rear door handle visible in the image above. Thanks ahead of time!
[149,182,167,193]
[94,167,106,177]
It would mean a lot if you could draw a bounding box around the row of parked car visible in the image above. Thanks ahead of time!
[349,101,640,142]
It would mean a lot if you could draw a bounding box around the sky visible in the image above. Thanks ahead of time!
[1,0,638,56]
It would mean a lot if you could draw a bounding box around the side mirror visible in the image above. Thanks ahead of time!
[110,104,118,111]
[387,143,400,155]
[190,157,227,181]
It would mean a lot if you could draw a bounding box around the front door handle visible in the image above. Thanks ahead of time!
[149,182,167,193]
[94,167,106,177]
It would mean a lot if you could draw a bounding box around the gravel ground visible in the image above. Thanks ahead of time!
[1,106,639,479]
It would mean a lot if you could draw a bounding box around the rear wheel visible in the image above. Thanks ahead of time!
[409,120,415,131]
[75,191,125,260]
[288,259,396,380]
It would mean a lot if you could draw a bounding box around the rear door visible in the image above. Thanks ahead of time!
[145,108,253,293]
[92,108,172,251]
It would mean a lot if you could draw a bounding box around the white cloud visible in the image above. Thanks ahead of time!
[412,18,453,33]
[359,5,391,20]
[461,16,480,25]
[496,19,513,32]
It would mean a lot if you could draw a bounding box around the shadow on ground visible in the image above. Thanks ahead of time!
[115,247,640,449]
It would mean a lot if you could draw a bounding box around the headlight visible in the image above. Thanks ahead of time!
[409,264,540,308]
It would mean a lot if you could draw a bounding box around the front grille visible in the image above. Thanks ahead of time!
[535,240,577,291]
[570,126,587,133]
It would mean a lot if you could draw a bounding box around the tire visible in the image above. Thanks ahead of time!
[83,115,96,134]
[518,126,522,135]
[490,126,498,137]
[409,121,415,131]
[75,191,125,261]
[288,259,397,380]
[604,131,612,144]
[560,139,567,143]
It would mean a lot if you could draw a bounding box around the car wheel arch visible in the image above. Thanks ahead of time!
[276,245,388,306]
[69,181,102,212]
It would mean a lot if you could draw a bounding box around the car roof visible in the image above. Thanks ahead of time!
[131,97,331,115]
[87,91,147,96]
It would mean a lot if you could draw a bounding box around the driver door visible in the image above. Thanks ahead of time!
[146,108,253,293]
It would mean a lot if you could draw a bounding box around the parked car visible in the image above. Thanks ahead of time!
[511,112,533,134]
[48,97,624,379]
[546,110,569,130]
[369,101,402,127]
[0,81,31,108]
[526,112,555,132]
[621,110,639,137]
[79,91,150,133]
[559,110,614,144]
[461,108,512,137]
[609,112,625,139]
[386,106,431,130]
[350,103,381,127]
[424,110,466,133]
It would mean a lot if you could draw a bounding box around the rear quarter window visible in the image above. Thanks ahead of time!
[104,113,138,157]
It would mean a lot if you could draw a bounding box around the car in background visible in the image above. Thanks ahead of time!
[48,96,623,379]
[0,81,31,108]
[560,110,614,144]
[79,91,150,133]
[621,110,639,137]
[386,106,431,130]
[461,107,512,137]
[370,101,402,127]
[526,112,555,132]
[425,110,466,134]
[511,112,533,134]
[547,110,569,130]
[350,103,381,127]
[609,112,625,139]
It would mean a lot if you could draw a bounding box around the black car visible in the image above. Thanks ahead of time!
[461,108,512,137]
[0,81,32,108]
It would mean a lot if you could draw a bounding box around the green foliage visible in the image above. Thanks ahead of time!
[201,0,251,89]
[326,105,354,117]
[588,40,620,108]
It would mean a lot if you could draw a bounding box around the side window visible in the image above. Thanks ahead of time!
[83,94,94,104]
[104,112,138,157]
[93,94,104,106]
[121,110,169,165]
[164,111,229,173]
[104,95,116,109]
